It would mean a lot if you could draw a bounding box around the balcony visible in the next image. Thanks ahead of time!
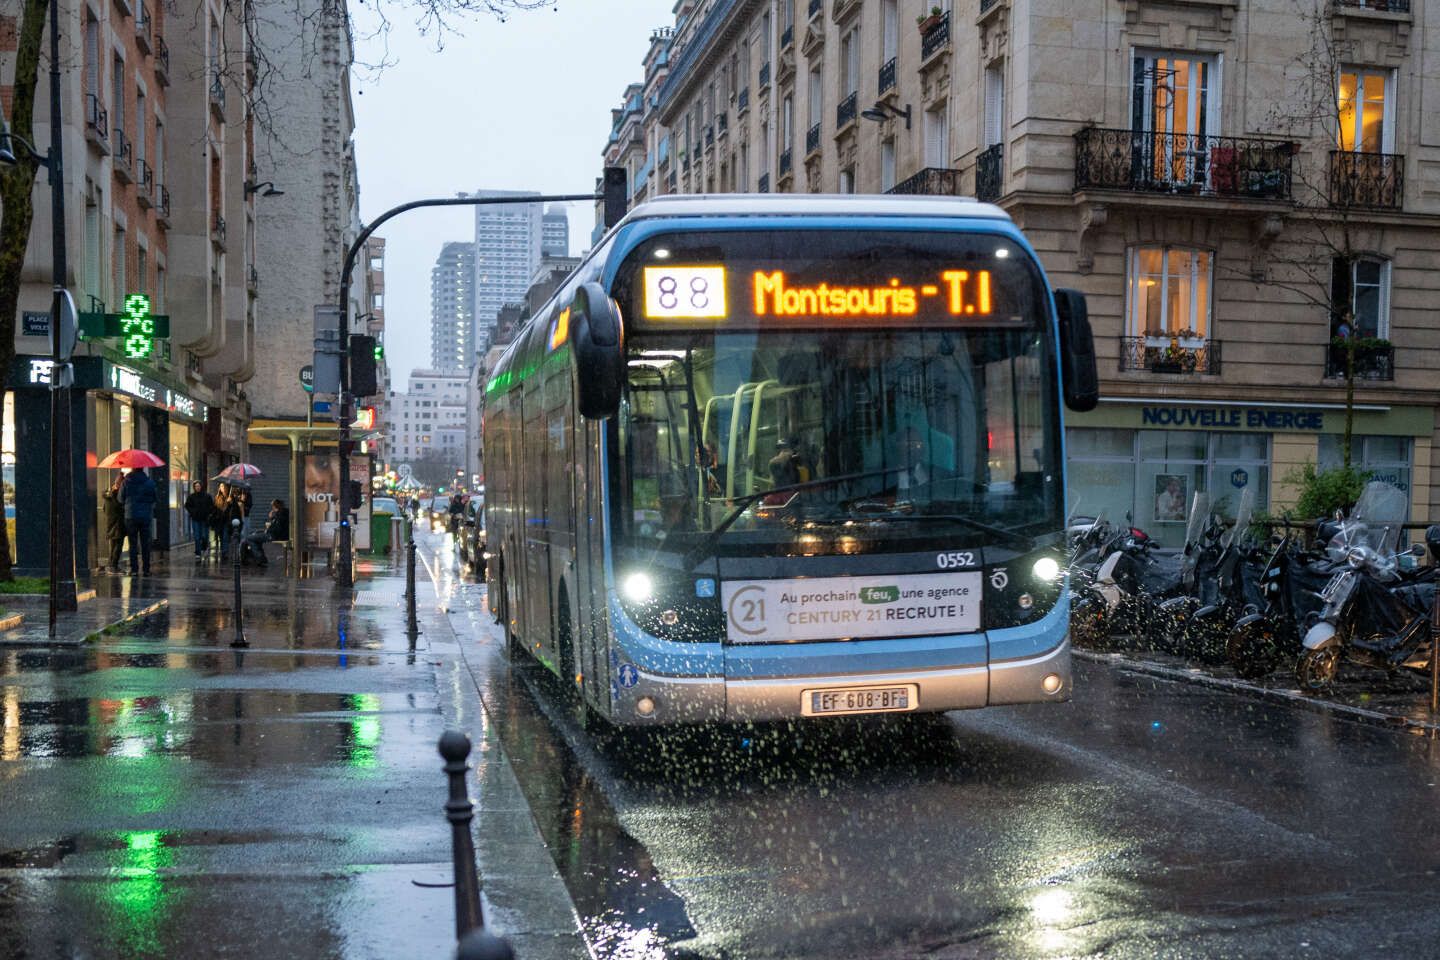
[920,11,951,63]
[759,61,770,90]
[135,3,152,53]
[878,57,896,95]
[836,91,857,130]
[1335,0,1408,10]
[212,214,227,250]
[209,75,226,121]
[976,143,1003,201]
[157,185,171,226]
[136,159,154,207]
[705,124,714,149]
[886,166,961,196]
[717,111,728,137]
[1325,339,1394,381]
[85,94,109,154]
[112,128,133,182]
[806,122,821,155]
[737,87,749,114]
[779,148,793,177]
[781,24,793,49]
[1120,337,1222,376]
[155,36,170,85]
[1328,150,1404,210]
[758,173,770,194]
[1074,128,1296,201]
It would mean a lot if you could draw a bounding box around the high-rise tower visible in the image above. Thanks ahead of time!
[430,242,476,372]
[473,190,543,349]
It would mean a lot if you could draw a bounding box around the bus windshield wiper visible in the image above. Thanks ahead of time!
[680,468,902,571]
[866,512,1035,551]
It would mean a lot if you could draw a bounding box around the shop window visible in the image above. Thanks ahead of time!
[1319,434,1411,502]
[1127,246,1212,340]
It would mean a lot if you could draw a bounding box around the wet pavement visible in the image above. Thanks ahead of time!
[441,539,1440,960]
[0,539,585,960]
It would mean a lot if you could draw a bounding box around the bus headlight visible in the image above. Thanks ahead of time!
[1032,556,1061,582]
[622,572,655,604]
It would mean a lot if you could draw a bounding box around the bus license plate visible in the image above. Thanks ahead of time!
[802,684,918,717]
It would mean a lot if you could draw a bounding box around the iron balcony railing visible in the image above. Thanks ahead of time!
[886,166,962,196]
[808,0,822,16]
[878,57,896,94]
[157,185,171,223]
[758,173,770,193]
[209,75,226,115]
[781,24,793,49]
[1328,150,1404,210]
[976,143,1004,201]
[806,122,821,154]
[213,214,227,247]
[136,159,154,206]
[155,36,170,84]
[248,266,259,294]
[86,94,108,140]
[1073,127,1296,200]
[1120,337,1222,375]
[836,91,857,129]
[980,0,1001,11]
[921,11,951,61]
[112,128,133,179]
[1325,340,1394,380]
[759,61,770,88]
[1335,0,1408,10]
[779,148,793,176]
[738,87,749,113]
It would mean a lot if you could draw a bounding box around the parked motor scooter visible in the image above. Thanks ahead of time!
[1091,494,1210,645]
[1224,530,1333,679]
[1160,488,1265,661]
[1294,482,1433,692]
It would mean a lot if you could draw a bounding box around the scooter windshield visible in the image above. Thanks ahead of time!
[1222,487,1255,551]
[1329,481,1409,560]
[1185,492,1212,548]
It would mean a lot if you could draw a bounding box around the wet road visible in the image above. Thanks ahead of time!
[445,542,1440,959]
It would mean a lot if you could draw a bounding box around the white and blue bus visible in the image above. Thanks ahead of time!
[483,195,1097,725]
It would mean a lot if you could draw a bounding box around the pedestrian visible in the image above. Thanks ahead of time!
[101,475,126,572]
[117,467,158,575]
[448,495,464,535]
[213,482,243,557]
[184,480,214,559]
[241,499,290,567]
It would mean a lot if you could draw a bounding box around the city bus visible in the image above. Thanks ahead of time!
[483,195,1097,726]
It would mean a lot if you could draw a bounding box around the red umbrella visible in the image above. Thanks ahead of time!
[97,448,166,469]
[214,463,263,482]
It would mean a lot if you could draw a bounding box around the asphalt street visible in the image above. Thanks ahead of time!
[443,532,1440,960]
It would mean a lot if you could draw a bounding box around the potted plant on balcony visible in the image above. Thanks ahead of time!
[917,6,942,32]
[1177,327,1205,350]
[1143,326,1169,349]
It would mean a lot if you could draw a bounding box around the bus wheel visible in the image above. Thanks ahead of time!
[556,592,595,732]
[498,557,520,659]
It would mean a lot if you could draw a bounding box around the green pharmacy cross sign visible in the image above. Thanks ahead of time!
[77,293,171,360]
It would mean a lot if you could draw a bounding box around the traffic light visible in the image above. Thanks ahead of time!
[350,334,378,397]
[347,479,364,508]
[602,166,628,229]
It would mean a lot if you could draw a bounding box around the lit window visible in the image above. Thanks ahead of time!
[1126,246,1212,339]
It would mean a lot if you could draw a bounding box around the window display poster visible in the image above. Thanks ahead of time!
[1154,474,1188,523]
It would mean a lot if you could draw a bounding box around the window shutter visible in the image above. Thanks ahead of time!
[984,65,1004,147]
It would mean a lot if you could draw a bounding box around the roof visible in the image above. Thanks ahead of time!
[621,193,1012,223]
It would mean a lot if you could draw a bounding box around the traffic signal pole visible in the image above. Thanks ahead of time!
[333,185,625,588]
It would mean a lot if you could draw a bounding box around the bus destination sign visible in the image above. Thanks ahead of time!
[642,264,1000,326]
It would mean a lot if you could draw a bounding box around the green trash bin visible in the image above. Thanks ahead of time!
[370,511,394,554]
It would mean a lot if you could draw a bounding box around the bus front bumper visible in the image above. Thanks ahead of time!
[610,641,1070,725]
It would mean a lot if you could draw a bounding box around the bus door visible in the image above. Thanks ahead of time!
[576,417,610,712]
[521,373,552,664]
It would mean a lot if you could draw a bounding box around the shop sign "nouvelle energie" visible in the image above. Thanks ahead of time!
[1141,405,1325,432]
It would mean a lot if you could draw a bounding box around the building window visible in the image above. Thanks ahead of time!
[808,65,823,131]
[1319,435,1411,502]
[984,62,1005,148]
[1126,246,1212,339]
[113,225,126,301]
[881,0,898,64]
[924,103,948,168]
[781,94,793,147]
[135,86,146,166]
[111,54,125,131]
[839,167,855,194]
[840,29,859,97]
[1132,52,1217,187]
[881,139,896,191]
[137,244,147,296]
[1338,69,1393,152]
[1331,257,1390,338]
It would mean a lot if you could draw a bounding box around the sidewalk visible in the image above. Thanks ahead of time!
[0,535,587,959]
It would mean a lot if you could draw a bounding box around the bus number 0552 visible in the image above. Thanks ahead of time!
[936,551,975,569]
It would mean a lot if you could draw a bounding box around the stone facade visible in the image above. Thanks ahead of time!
[603,0,1440,533]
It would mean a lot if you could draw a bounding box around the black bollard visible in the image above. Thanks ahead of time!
[455,929,515,960]
[406,516,420,640]
[230,518,247,648]
[439,730,484,939]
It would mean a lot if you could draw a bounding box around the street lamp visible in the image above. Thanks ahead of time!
[860,101,913,129]
[1,1,80,634]
[243,180,285,197]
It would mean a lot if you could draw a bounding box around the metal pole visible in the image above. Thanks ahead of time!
[406,514,419,640]
[456,930,514,960]
[438,730,484,939]
[1430,564,1439,714]
[230,518,247,647]
[46,0,77,637]
[334,193,599,591]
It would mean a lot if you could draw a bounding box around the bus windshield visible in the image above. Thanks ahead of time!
[609,229,1062,563]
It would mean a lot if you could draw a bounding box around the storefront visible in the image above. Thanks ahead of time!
[1065,399,1433,546]
[7,356,207,572]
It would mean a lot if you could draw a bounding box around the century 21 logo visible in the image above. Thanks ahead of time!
[121,293,155,360]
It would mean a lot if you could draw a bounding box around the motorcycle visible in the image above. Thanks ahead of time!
[1224,531,1333,679]
[1159,488,1266,662]
[1295,482,1436,692]
[1091,493,1211,647]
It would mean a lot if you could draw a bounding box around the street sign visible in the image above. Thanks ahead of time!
[22,312,49,337]
[300,364,315,393]
[311,351,341,395]
[314,401,333,415]
[1231,468,1249,489]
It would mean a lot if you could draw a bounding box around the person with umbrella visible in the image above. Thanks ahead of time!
[118,465,159,575]
[213,482,244,557]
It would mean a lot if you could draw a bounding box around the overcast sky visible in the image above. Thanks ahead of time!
[350,0,673,392]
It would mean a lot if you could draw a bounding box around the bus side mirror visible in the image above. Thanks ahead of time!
[1054,288,1099,412]
[571,281,625,420]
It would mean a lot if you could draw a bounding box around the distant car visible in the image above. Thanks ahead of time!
[460,497,486,573]
[371,497,399,516]
[428,495,451,527]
